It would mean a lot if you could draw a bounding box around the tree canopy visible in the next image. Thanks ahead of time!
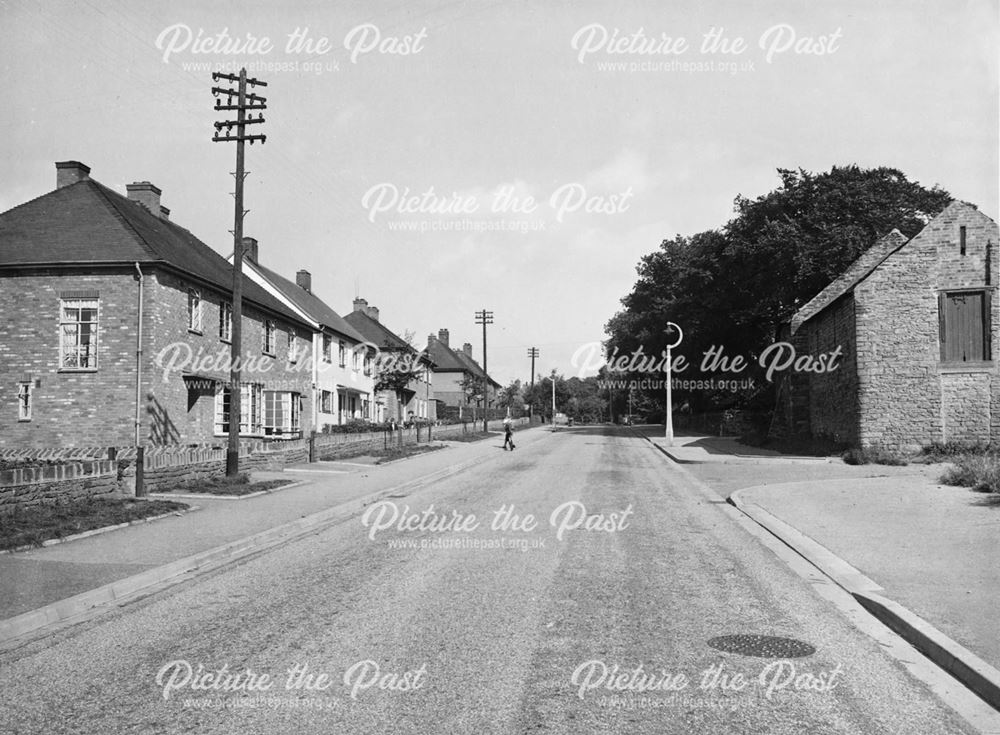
[605,165,951,410]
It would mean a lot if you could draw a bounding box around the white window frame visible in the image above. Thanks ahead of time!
[59,297,99,370]
[188,289,203,333]
[287,329,298,363]
[264,390,302,436]
[219,301,232,342]
[214,383,263,436]
[322,333,332,364]
[338,340,346,368]
[262,319,276,355]
[17,381,32,421]
[320,390,333,414]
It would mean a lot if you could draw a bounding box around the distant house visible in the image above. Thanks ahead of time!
[425,329,500,418]
[776,201,998,449]
[0,161,314,448]
[344,297,435,423]
[234,242,380,429]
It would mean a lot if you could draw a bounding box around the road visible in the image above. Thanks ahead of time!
[0,427,980,734]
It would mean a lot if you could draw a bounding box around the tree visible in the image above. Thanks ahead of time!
[372,331,427,419]
[606,165,951,411]
[497,380,523,412]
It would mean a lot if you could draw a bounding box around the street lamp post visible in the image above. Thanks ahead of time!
[663,322,683,445]
[551,370,556,429]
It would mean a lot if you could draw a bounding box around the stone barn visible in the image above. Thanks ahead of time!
[776,201,998,450]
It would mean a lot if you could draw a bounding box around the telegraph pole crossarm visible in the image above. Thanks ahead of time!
[212,67,267,476]
[474,309,494,433]
[527,347,539,421]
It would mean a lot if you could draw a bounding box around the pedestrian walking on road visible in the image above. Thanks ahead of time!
[503,417,516,451]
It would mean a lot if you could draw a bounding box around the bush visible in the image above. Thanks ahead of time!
[322,419,393,434]
[940,454,1000,493]
[921,441,997,461]
[841,445,909,466]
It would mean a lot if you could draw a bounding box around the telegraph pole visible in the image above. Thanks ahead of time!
[474,309,493,432]
[527,347,538,421]
[212,68,267,476]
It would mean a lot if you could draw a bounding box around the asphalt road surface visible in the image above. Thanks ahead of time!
[0,427,980,734]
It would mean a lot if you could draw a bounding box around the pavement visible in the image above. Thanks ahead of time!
[3,423,998,723]
[635,426,1000,711]
[0,428,543,640]
[2,424,991,734]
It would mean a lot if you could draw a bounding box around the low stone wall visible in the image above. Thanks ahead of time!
[0,460,119,513]
[0,418,532,509]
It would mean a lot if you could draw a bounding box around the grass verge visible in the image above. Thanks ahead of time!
[0,497,189,551]
[321,443,446,464]
[158,472,293,496]
[444,431,497,443]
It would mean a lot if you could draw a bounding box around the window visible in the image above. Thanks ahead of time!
[60,298,99,369]
[288,330,298,363]
[214,383,263,435]
[188,289,202,333]
[363,352,372,376]
[353,348,361,372]
[262,319,276,355]
[940,290,991,363]
[219,302,232,342]
[362,398,371,420]
[264,391,301,436]
[960,226,967,256]
[338,340,346,368]
[17,382,32,421]
[322,334,332,364]
[320,390,333,413]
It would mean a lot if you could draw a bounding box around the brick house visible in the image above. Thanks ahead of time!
[777,201,998,450]
[425,329,500,418]
[344,298,436,423]
[0,161,314,448]
[234,242,380,429]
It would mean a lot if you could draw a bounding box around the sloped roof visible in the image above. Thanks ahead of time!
[246,259,365,342]
[790,228,908,335]
[425,336,468,372]
[454,347,502,388]
[344,309,412,352]
[0,178,308,326]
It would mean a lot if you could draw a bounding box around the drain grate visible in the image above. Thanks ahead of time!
[707,634,815,658]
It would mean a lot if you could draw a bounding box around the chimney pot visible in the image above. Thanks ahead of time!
[242,237,258,263]
[296,269,312,293]
[463,343,473,357]
[367,305,380,322]
[126,181,163,218]
[55,161,90,188]
[438,329,449,347]
[353,297,368,313]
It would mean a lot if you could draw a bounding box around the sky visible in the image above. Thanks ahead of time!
[1,0,997,385]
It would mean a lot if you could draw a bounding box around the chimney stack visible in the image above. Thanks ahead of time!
[353,297,368,313]
[126,181,162,217]
[296,270,312,293]
[367,305,380,322]
[438,329,450,347]
[463,343,473,357]
[55,161,90,188]
[242,237,258,264]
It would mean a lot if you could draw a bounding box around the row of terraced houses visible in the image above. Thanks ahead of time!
[0,161,500,449]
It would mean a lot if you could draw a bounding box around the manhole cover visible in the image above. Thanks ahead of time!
[706,634,815,658]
